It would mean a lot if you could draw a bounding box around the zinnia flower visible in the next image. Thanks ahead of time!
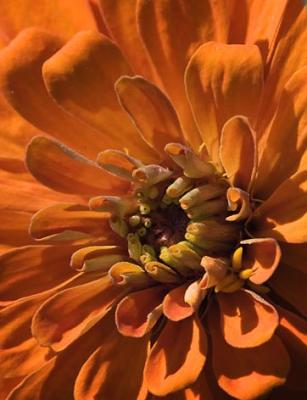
[0,1,306,399]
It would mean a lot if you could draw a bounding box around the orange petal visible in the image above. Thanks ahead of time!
[185,42,263,165]
[217,289,279,348]
[32,275,125,351]
[6,313,115,400]
[163,283,194,321]
[255,67,307,198]
[144,316,207,396]
[268,262,307,317]
[42,30,158,163]
[115,76,183,155]
[228,0,289,61]
[115,286,166,337]
[208,304,290,400]
[26,136,129,196]
[0,245,77,302]
[98,0,157,81]
[0,0,97,41]
[137,0,229,149]
[0,28,111,160]
[252,170,307,243]
[240,238,281,284]
[276,306,307,391]
[29,203,117,241]
[74,328,149,400]
[257,3,307,139]
[220,116,257,191]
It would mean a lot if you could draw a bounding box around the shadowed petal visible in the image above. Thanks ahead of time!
[220,116,257,191]
[209,304,290,400]
[26,136,129,196]
[217,289,279,348]
[185,42,263,165]
[241,238,281,284]
[42,30,157,162]
[115,76,183,155]
[144,316,207,396]
[115,286,166,337]
[32,275,125,351]
[74,328,149,400]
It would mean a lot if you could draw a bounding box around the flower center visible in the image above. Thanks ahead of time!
[94,143,264,294]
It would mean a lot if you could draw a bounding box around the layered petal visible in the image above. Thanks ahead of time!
[0,0,97,40]
[0,28,113,160]
[32,275,125,351]
[115,286,166,337]
[209,304,290,400]
[144,316,207,396]
[241,238,281,284]
[256,67,307,198]
[74,328,149,400]
[26,136,129,196]
[268,262,307,317]
[276,307,307,391]
[185,42,263,165]
[220,116,257,191]
[163,283,194,321]
[252,170,307,243]
[217,289,279,348]
[137,0,230,148]
[115,76,183,155]
[0,245,76,301]
[42,30,157,162]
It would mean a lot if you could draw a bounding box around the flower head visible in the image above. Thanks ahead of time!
[0,1,306,399]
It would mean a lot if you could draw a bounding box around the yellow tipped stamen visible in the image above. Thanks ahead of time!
[139,203,151,215]
[187,221,240,242]
[129,214,141,227]
[109,217,129,238]
[137,227,147,237]
[239,268,254,280]
[145,261,181,283]
[142,244,156,258]
[168,242,202,270]
[186,198,227,220]
[166,176,193,199]
[140,253,155,264]
[143,218,152,228]
[127,233,142,262]
[180,183,227,210]
[185,233,232,252]
[232,247,243,271]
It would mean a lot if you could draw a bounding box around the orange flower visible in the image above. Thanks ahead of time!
[0,1,306,399]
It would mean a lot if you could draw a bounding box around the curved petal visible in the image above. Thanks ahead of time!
[32,275,125,351]
[220,116,257,191]
[137,0,230,149]
[185,42,263,165]
[144,316,207,396]
[240,238,281,284]
[42,30,158,162]
[256,67,307,199]
[276,306,307,391]
[217,289,279,348]
[163,283,194,321]
[115,76,183,155]
[0,28,111,160]
[0,245,77,301]
[0,0,97,40]
[26,136,129,196]
[209,304,290,400]
[115,286,166,337]
[98,0,157,81]
[6,313,115,400]
[268,262,307,318]
[74,329,149,400]
[29,203,117,241]
[252,170,307,243]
